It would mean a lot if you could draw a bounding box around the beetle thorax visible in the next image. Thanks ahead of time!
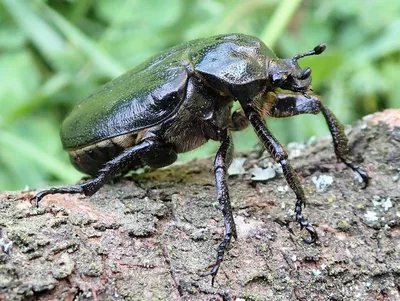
[162,77,233,153]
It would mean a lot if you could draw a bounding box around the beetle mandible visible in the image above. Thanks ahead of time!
[33,33,369,285]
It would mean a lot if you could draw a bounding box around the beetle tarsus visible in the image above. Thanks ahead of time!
[268,95,369,189]
[340,158,370,188]
[32,140,178,207]
[32,187,84,207]
[295,198,318,244]
[321,105,370,188]
[281,159,318,244]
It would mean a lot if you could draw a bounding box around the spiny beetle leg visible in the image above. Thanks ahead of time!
[201,129,236,286]
[32,140,160,207]
[268,94,369,188]
[320,105,370,188]
[243,106,318,243]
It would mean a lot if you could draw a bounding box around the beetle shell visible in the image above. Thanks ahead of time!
[61,34,278,175]
[61,34,274,149]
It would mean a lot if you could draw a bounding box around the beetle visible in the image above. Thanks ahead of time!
[33,33,369,285]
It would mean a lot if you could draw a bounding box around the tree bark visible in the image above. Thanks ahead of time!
[1,109,399,301]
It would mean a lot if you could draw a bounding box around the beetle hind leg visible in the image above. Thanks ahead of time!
[32,140,177,207]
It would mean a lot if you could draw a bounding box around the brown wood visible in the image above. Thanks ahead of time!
[1,109,399,300]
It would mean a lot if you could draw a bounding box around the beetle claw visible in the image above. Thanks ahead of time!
[337,156,370,189]
[357,169,370,189]
[303,233,317,244]
[296,210,318,244]
[200,264,220,287]
[301,223,318,244]
[346,162,369,188]
[31,192,46,208]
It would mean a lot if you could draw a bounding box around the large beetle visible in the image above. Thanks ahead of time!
[34,33,369,285]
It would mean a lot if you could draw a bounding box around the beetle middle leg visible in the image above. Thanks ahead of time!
[32,140,177,206]
[242,105,318,244]
[268,93,369,187]
[202,129,237,286]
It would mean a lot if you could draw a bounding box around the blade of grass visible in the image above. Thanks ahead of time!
[39,2,125,78]
[2,0,66,66]
[217,0,276,33]
[260,0,302,48]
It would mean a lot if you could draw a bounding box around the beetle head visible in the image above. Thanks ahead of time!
[268,43,326,93]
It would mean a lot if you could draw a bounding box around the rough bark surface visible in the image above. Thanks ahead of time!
[0,109,399,301]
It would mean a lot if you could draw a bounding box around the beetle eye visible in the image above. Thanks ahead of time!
[271,73,287,86]
[298,67,311,80]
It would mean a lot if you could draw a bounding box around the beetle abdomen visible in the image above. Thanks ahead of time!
[68,132,141,176]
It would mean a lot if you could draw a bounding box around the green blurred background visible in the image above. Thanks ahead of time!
[0,0,399,191]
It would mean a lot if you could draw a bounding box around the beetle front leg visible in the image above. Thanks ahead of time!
[243,106,318,244]
[32,140,175,206]
[320,105,369,188]
[202,129,237,286]
[269,93,321,117]
[267,94,369,188]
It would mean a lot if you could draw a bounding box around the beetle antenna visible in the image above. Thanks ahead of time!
[293,43,327,61]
